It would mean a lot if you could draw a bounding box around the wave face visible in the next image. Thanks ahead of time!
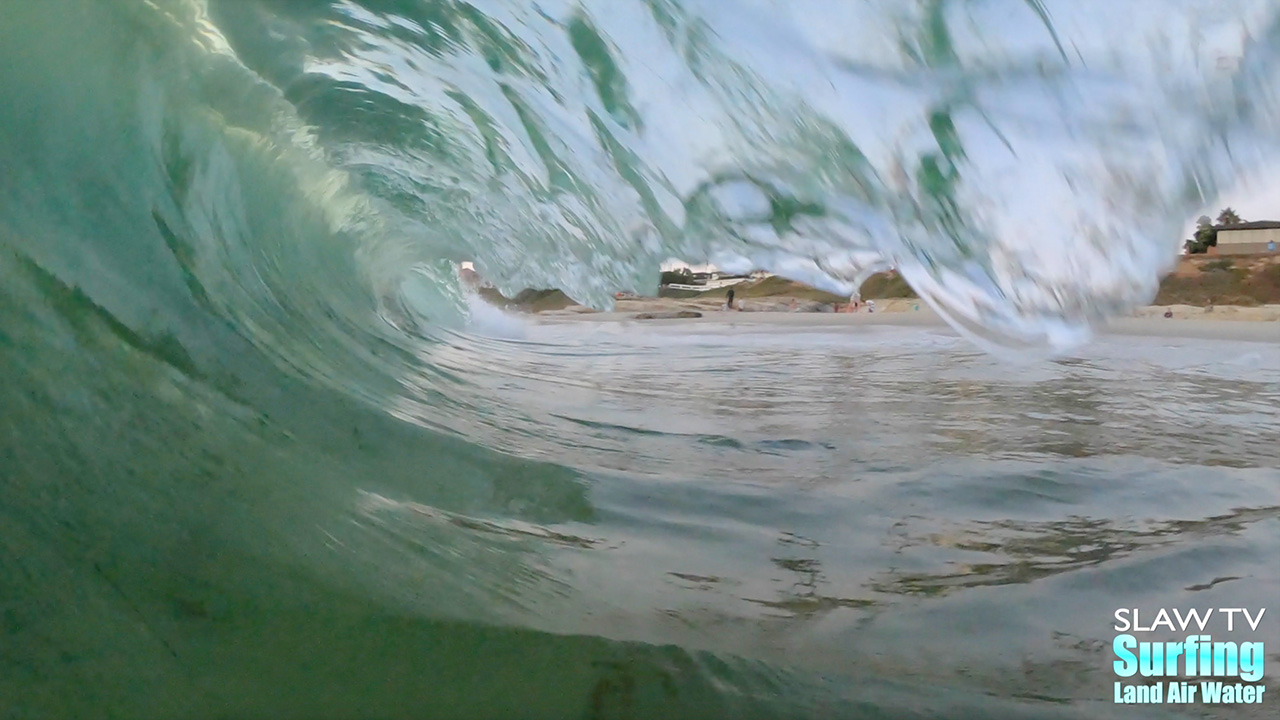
[2,0,1279,717]
[2,0,1273,359]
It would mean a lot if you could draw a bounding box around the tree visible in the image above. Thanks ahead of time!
[1184,210,1242,253]
[1216,207,1243,226]
[660,268,693,285]
[1194,223,1218,252]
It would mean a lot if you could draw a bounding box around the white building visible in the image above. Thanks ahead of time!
[1215,221,1280,255]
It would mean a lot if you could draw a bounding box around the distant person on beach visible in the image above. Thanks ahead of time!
[724,287,735,311]
[867,300,876,314]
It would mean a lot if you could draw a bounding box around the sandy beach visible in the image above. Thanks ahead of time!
[484,254,1280,345]
[534,297,1280,343]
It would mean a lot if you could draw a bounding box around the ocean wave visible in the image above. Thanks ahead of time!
[2,1,1278,716]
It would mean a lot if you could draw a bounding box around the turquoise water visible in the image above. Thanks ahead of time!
[2,1,1279,717]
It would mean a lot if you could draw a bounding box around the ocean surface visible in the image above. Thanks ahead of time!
[2,1,1279,718]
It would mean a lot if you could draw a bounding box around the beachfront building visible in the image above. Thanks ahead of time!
[1214,221,1280,255]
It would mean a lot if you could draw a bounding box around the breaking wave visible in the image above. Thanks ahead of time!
[3,1,1279,717]
[5,0,1278,371]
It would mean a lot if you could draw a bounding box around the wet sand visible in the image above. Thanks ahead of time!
[537,302,1280,343]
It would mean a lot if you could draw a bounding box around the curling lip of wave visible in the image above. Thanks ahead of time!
[126,0,1279,362]
[3,0,1278,394]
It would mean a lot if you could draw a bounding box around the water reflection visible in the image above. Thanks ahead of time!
[747,532,876,617]
[369,321,1279,714]
[876,506,1280,597]
[398,324,1280,479]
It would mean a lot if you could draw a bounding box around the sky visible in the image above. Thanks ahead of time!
[660,260,718,272]
[1183,177,1280,239]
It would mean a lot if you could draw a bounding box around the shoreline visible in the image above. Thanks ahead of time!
[532,295,1280,321]
[530,300,1280,343]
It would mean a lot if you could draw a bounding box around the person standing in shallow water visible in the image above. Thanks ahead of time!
[724,287,736,310]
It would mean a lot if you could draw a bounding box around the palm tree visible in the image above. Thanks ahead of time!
[1216,207,1243,226]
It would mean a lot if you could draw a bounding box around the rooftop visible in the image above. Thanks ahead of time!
[1217,221,1280,231]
